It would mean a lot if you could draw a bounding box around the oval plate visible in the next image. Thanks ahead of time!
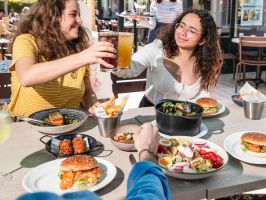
[28,108,88,134]
[22,157,117,194]
[159,136,228,180]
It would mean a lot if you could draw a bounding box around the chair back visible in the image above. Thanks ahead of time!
[0,72,11,99]
[111,69,147,98]
[239,36,266,62]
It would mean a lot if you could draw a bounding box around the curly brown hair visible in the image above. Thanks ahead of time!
[11,0,90,61]
[159,9,222,91]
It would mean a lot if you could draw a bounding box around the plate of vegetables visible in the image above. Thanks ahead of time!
[28,108,88,134]
[157,136,228,179]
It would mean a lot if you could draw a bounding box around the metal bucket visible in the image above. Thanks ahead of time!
[97,115,121,137]
[243,100,264,120]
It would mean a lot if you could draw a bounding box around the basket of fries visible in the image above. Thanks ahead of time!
[94,96,128,137]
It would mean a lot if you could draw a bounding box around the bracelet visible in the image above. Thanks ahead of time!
[138,149,157,161]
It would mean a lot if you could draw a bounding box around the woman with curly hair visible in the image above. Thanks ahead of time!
[3,0,116,117]
[115,9,222,107]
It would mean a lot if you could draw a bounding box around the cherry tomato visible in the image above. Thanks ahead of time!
[198,150,206,155]
[157,145,168,153]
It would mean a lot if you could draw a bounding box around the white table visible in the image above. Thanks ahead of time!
[1,99,266,200]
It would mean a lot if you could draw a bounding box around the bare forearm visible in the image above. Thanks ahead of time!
[18,53,86,86]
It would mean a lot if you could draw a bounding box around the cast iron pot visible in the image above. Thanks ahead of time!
[155,99,204,136]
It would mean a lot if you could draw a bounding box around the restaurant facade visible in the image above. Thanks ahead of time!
[95,0,266,54]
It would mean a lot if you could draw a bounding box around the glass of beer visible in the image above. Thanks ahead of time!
[98,31,118,72]
[117,32,134,69]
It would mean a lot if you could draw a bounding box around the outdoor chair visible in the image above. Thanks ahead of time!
[111,69,147,98]
[235,36,266,93]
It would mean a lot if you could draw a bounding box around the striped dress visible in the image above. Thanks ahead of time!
[141,0,183,30]
[3,34,90,117]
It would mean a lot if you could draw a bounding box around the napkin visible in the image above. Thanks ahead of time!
[95,95,128,118]
[239,82,266,103]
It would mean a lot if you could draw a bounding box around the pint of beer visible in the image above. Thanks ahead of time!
[117,32,134,69]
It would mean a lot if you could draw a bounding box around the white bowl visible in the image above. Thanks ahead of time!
[110,124,140,151]
[28,108,88,134]
[158,136,228,180]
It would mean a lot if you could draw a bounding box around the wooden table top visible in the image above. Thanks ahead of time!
[1,99,266,200]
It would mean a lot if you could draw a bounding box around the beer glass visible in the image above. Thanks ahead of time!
[117,32,134,69]
[98,31,118,72]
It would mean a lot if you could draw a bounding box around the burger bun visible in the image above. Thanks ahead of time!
[196,98,219,115]
[60,155,98,171]
[244,149,266,158]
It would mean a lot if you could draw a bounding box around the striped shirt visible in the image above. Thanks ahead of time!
[140,0,183,30]
[3,34,90,117]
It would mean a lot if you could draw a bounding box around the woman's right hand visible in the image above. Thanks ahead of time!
[80,41,117,69]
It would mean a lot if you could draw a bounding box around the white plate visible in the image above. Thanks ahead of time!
[159,136,228,179]
[22,158,117,194]
[151,120,208,138]
[223,131,266,164]
[203,103,225,118]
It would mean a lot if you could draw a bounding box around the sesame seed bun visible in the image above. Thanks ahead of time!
[196,98,219,114]
[60,155,97,171]
[241,132,266,146]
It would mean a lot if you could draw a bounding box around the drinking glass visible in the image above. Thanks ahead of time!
[117,32,134,69]
[98,31,118,72]
[0,111,12,185]
[239,32,244,37]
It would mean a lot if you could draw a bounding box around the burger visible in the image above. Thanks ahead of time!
[196,98,219,115]
[59,155,102,190]
[241,132,266,158]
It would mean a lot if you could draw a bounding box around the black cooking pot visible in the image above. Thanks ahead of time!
[155,99,204,136]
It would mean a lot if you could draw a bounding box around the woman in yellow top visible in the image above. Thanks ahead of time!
[3,0,116,117]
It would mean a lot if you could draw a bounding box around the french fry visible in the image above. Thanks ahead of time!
[119,95,129,112]
[103,97,115,110]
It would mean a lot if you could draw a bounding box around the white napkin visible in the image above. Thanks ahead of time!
[95,95,129,118]
[239,82,266,103]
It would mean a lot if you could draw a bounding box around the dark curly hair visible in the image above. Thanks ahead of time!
[159,9,222,91]
[11,0,90,61]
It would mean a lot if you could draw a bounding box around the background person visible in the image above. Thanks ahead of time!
[16,123,170,200]
[2,0,116,117]
[8,8,20,24]
[20,6,30,19]
[138,0,183,44]
[114,9,222,107]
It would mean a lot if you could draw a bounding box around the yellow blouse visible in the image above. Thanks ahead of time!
[3,34,90,117]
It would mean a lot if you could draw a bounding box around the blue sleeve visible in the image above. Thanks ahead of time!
[126,161,170,200]
[17,191,101,200]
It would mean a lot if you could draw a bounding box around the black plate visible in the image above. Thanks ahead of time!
[40,133,99,157]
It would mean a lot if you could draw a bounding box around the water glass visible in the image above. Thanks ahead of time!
[239,32,244,37]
